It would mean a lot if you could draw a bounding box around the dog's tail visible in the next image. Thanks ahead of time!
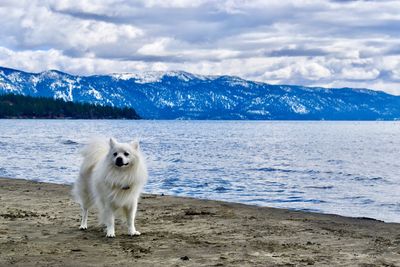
[72,138,110,207]
[80,137,110,173]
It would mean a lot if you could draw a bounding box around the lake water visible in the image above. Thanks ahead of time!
[0,120,399,222]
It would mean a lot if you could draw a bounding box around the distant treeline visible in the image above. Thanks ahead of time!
[0,94,140,119]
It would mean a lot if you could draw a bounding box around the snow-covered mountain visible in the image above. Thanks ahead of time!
[1,66,399,120]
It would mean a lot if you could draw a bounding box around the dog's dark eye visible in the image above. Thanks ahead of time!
[113,152,118,157]
[124,152,129,156]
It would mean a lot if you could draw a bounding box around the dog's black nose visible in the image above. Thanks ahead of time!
[116,157,124,166]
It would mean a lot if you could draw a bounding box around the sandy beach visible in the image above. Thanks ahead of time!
[0,177,400,266]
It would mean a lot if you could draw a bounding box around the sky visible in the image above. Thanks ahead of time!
[1,0,400,94]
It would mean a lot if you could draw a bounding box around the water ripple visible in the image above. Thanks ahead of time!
[61,139,80,145]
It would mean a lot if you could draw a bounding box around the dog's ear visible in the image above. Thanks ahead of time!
[131,140,139,150]
[109,138,117,148]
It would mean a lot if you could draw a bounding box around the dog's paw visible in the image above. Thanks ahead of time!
[128,230,141,236]
[79,226,87,230]
[106,233,116,238]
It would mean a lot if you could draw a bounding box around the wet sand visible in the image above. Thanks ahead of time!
[0,177,400,266]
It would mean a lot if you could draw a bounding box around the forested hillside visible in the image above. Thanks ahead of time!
[0,94,140,119]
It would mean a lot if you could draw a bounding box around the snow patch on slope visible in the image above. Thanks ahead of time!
[112,71,214,84]
[87,88,103,100]
[282,96,309,114]
[112,72,164,83]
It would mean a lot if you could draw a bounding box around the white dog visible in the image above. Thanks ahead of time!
[73,138,148,237]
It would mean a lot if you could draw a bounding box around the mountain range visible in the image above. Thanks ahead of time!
[0,66,399,120]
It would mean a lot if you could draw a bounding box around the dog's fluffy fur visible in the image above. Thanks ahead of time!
[73,138,148,237]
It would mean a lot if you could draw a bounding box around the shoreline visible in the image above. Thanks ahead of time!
[0,175,392,224]
[0,176,389,224]
[1,177,400,266]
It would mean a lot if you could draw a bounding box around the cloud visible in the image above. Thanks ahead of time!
[137,38,172,56]
[340,68,380,80]
[0,0,399,94]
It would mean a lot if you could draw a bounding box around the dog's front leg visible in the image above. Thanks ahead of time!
[104,205,115,238]
[79,208,88,230]
[125,199,140,236]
